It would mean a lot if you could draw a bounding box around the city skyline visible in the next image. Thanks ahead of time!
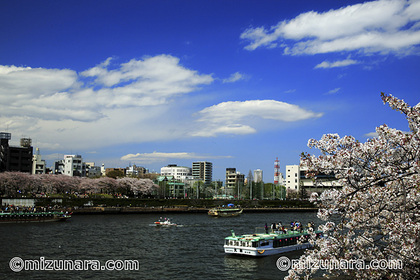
[1,0,419,181]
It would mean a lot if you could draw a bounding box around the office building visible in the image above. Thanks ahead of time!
[192,161,212,185]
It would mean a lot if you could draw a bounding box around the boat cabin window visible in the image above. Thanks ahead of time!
[259,241,270,247]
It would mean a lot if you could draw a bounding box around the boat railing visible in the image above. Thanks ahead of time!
[254,227,313,236]
[254,227,267,234]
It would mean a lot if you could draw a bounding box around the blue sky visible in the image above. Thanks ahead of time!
[1,0,419,182]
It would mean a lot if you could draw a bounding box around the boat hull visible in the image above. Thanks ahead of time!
[224,242,312,256]
[0,212,71,223]
[224,229,323,257]
[154,222,177,226]
[208,208,243,217]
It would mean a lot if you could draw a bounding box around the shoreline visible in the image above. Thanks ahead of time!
[72,206,318,215]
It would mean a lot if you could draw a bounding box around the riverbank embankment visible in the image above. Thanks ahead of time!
[72,206,318,215]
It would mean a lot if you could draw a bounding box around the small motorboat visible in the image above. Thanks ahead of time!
[154,217,177,227]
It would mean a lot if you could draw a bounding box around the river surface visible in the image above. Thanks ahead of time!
[0,211,319,280]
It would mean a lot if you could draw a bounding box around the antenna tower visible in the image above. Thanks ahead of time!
[274,157,280,185]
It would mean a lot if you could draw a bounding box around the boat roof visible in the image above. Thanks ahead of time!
[225,230,322,241]
[0,211,66,216]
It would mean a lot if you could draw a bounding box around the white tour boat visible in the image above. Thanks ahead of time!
[224,227,322,257]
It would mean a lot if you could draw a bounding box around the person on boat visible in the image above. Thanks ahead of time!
[271,223,277,233]
[265,223,268,234]
[307,222,315,231]
[281,226,287,234]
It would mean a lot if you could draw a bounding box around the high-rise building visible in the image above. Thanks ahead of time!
[0,132,11,172]
[192,161,212,185]
[254,169,263,183]
[225,168,245,196]
[0,133,33,173]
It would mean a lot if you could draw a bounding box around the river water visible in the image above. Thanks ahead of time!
[0,211,319,280]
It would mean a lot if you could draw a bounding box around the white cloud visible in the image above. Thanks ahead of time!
[0,55,213,123]
[81,55,214,108]
[191,100,323,137]
[241,0,420,56]
[120,151,232,163]
[0,55,215,150]
[222,72,245,83]
[365,132,379,138]
[315,59,359,69]
[326,88,341,95]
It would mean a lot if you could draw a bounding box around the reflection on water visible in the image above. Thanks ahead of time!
[0,211,319,280]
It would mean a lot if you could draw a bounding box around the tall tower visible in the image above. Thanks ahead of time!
[274,157,280,185]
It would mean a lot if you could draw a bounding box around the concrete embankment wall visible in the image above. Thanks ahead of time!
[72,207,317,215]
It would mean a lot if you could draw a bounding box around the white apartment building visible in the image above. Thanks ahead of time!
[160,164,191,180]
[285,165,300,190]
[63,155,85,177]
[285,164,341,192]
[126,164,147,177]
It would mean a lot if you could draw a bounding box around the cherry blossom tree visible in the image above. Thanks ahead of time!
[95,177,118,194]
[131,178,159,197]
[0,171,159,198]
[79,178,99,195]
[286,94,420,279]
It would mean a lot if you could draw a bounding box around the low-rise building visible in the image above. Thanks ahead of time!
[85,162,101,178]
[54,155,85,177]
[160,164,191,180]
[126,164,147,177]
[105,168,126,177]
[156,175,186,198]
[285,164,341,192]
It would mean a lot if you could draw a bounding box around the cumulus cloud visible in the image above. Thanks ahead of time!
[81,55,214,108]
[0,55,213,120]
[0,55,213,123]
[241,0,420,56]
[0,55,215,150]
[191,100,323,137]
[120,151,232,163]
